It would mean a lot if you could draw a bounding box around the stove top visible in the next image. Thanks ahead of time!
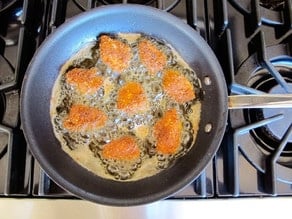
[0,0,291,201]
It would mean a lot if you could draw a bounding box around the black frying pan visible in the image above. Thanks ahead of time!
[20,4,228,206]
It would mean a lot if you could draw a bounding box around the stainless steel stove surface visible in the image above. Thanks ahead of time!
[0,0,291,202]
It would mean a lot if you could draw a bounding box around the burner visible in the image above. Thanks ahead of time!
[230,44,292,182]
[246,67,292,157]
[263,85,292,142]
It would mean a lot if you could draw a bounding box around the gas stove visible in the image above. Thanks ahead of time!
[0,0,291,201]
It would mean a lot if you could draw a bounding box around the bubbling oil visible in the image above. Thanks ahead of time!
[50,33,202,181]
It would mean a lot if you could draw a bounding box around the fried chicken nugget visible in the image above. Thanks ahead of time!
[101,136,140,161]
[99,35,132,73]
[117,82,149,114]
[162,68,195,103]
[138,39,167,75]
[153,109,182,155]
[63,104,107,132]
[66,67,103,95]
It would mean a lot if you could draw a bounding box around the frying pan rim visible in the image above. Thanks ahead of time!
[20,4,228,206]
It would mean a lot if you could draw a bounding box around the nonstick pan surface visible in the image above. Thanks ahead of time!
[21,4,228,206]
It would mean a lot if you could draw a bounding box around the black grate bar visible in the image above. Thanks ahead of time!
[265,124,292,195]
[214,0,228,37]
[72,0,86,11]
[14,27,37,86]
[50,0,68,29]
[233,114,285,196]
[87,0,95,9]
[263,59,292,93]
[156,0,181,11]
[185,0,208,39]
[244,0,262,37]
[253,31,292,93]
[21,0,45,33]
[214,27,233,85]
[186,0,197,30]
[252,0,262,27]
[284,0,292,28]
[0,124,11,194]
[4,126,31,195]
[223,29,234,85]
[0,36,5,55]
[230,84,266,95]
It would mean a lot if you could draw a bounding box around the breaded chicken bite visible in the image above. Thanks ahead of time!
[138,39,167,75]
[63,104,107,132]
[66,67,103,95]
[153,109,182,155]
[117,82,149,114]
[162,68,195,103]
[101,136,140,161]
[99,35,132,73]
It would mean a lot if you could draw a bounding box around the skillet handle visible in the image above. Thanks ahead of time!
[228,94,292,109]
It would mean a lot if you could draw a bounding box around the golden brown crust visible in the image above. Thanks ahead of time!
[99,35,132,73]
[63,104,107,132]
[101,136,140,161]
[138,39,167,75]
[162,68,195,103]
[117,81,149,114]
[66,67,103,95]
[153,109,182,154]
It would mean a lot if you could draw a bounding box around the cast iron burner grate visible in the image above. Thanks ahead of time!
[0,0,292,201]
[247,67,292,155]
[214,0,292,197]
[227,42,292,195]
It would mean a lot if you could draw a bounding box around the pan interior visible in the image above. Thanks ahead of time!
[20,5,228,206]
